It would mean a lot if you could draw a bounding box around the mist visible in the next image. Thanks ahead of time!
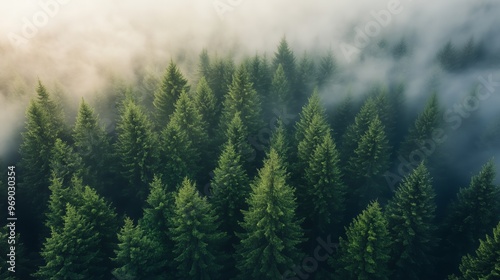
[1,0,499,182]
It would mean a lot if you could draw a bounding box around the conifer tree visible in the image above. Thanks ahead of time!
[198,49,211,82]
[45,175,84,234]
[295,88,329,148]
[194,76,218,137]
[170,178,226,279]
[73,98,112,193]
[139,176,176,278]
[36,204,105,280]
[113,217,166,280]
[220,64,262,137]
[316,51,336,88]
[347,116,390,207]
[273,37,296,89]
[153,60,190,127]
[443,161,500,267]
[295,52,316,110]
[206,56,234,114]
[35,80,67,140]
[246,54,271,109]
[270,63,291,110]
[223,111,254,173]
[399,93,440,159]
[236,149,303,279]
[19,101,57,231]
[304,132,345,236]
[269,119,290,171]
[386,162,438,280]
[115,100,158,204]
[49,139,85,185]
[329,93,353,141]
[450,222,500,280]
[211,141,250,243]
[333,201,391,280]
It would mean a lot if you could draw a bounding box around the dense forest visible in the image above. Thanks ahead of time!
[0,33,499,279]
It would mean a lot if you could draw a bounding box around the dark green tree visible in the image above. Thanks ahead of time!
[295,52,316,110]
[316,51,337,88]
[223,111,254,173]
[45,175,84,234]
[450,222,500,280]
[35,80,68,140]
[304,132,345,237]
[197,49,211,82]
[443,161,500,269]
[273,37,296,90]
[270,63,291,110]
[73,98,112,194]
[246,53,271,110]
[115,100,158,205]
[153,60,190,128]
[211,141,250,243]
[170,178,226,279]
[386,162,438,280]
[206,56,234,115]
[269,119,290,171]
[220,64,262,137]
[49,139,84,185]
[112,217,166,280]
[194,76,218,137]
[329,93,354,141]
[36,204,105,280]
[236,149,303,279]
[333,201,391,280]
[139,176,176,278]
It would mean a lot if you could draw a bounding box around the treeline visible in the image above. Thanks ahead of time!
[1,38,499,279]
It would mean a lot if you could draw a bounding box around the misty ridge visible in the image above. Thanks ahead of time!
[0,0,500,279]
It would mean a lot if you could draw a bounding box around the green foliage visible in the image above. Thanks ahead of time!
[399,93,440,159]
[112,217,166,280]
[153,60,190,127]
[304,132,345,236]
[211,141,250,242]
[115,100,158,202]
[170,178,226,279]
[270,64,291,109]
[329,93,354,141]
[36,204,105,280]
[236,149,303,279]
[451,222,500,279]
[223,111,254,172]
[246,54,272,110]
[273,37,296,89]
[269,119,290,171]
[139,176,176,278]
[35,80,67,139]
[45,175,84,234]
[295,88,329,149]
[334,201,391,280]
[220,64,262,137]
[317,51,337,88]
[73,98,112,193]
[444,161,500,263]
[194,76,218,137]
[386,162,438,279]
[50,139,85,185]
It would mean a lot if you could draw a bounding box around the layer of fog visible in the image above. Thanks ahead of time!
[0,0,499,183]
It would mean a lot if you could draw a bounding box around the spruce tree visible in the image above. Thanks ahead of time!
[35,80,67,140]
[246,54,271,112]
[45,175,84,234]
[304,132,345,237]
[273,37,296,89]
[236,149,303,279]
[347,116,390,208]
[36,204,105,280]
[170,178,226,279]
[211,141,250,243]
[443,161,500,268]
[450,222,500,280]
[49,138,85,185]
[206,56,234,115]
[269,119,290,171]
[295,52,316,110]
[198,49,211,82]
[153,60,190,128]
[295,88,328,148]
[223,111,254,173]
[194,76,218,137]
[386,162,438,280]
[73,98,112,194]
[115,100,158,205]
[113,217,166,280]
[316,51,336,88]
[220,64,262,137]
[270,63,291,110]
[333,201,391,280]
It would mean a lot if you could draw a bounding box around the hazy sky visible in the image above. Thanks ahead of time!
[0,0,499,168]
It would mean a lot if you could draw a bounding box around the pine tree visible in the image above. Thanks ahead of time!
[443,161,500,268]
[194,76,218,137]
[19,100,57,233]
[316,51,336,88]
[450,222,500,279]
[269,119,290,171]
[36,204,105,280]
[115,100,158,205]
[220,64,262,137]
[329,93,353,141]
[295,88,329,147]
[273,37,296,90]
[333,201,391,280]
[206,56,234,114]
[304,132,345,236]
[211,141,250,243]
[198,49,211,82]
[246,54,271,111]
[386,162,438,280]
[112,217,166,280]
[347,116,390,208]
[223,111,254,173]
[340,96,378,164]
[270,63,291,110]
[139,176,176,278]
[170,178,226,279]
[236,149,303,279]
[45,175,84,234]
[399,93,440,160]
[35,80,67,140]
[153,60,190,128]
[295,52,316,110]
[73,98,112,194]
[49,139,85,185]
